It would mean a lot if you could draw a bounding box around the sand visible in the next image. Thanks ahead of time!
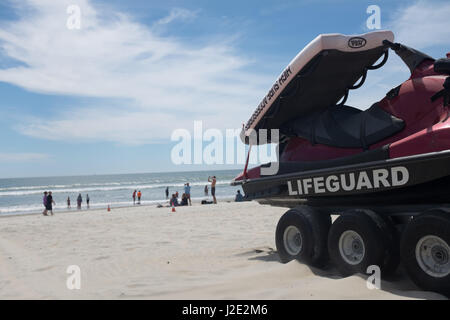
[0,201,447,300]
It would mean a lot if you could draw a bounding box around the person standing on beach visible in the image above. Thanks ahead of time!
[132,190,136,205]
[77,193,82,210]
[42,191,48,216]
[67,196,71,209]
[46,191,55,215]
[86,194,90,209]
[204,185,208,196]
[208,176,217,204]
[184,183,192,206]
[165,187,169,199]
[137,190,142,204]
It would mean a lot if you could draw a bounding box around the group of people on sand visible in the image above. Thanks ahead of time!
[168,176,218,207]
[132,190,142,205]
[67,193,90,210]
[169,191,181,207]
[42,191,55,216]
[169,183,192,207]
[43,192,90,215]
[41,175,242,215]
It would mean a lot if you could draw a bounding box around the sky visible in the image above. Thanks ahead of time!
[0,0,449,178]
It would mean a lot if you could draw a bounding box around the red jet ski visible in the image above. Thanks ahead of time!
[232,31,450,294]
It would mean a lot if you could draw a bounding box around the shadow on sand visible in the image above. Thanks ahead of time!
[240,247,448,300]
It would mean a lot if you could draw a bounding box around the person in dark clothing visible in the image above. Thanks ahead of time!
[86,194,90,209]
[180,193,188,206]
[42,191,48,216]
[165,187,169,199]
[46,191,55,216]
[132,190,137,205]
[77,193,82,210]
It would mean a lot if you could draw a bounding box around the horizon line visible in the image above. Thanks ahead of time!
[0,167,243,180]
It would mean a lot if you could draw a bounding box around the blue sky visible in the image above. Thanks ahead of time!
[0,0,449,178]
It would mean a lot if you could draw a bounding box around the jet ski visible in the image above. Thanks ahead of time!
[232,31,450,294]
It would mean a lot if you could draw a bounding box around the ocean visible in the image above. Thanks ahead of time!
[0,169,243,216]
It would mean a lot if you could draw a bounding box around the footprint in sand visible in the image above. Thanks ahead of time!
[154,241,171,245]
[33,266,55,272]
[236,247,275,257]
[93,255,110,261]
[127,283,147,288]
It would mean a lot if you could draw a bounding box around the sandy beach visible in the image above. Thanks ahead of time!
[0,201,447,300]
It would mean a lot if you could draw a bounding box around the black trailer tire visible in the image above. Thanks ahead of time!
[328,209,387,277]
[378,214,401,276]
[275,206,331,267]
[400,210,450,295]
[309,208,332,267]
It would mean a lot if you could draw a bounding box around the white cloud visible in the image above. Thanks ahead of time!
[389,0,450,49]
[155,8,198,25]
[16,108,229,145]
[0,0,268,144]
[3,0,448,146]
[0,153,49,162]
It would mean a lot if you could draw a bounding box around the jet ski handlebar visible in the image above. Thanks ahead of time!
[383,39,435,73]
[382,39,403,52]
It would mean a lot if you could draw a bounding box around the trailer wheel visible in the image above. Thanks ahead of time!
[275,206,330,267]
[400,210,450,295]
[328,209,388,277]
[378,215,401,276]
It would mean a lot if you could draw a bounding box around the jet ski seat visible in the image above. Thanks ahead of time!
[282,103,404,149]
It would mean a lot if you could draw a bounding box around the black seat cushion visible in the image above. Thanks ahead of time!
[261,145,389,176]
[434,58,450,75]
[282,103,404,148]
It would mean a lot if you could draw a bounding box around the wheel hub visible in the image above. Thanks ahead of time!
[416,235,450,278]
[283,226,303,256]
[339,230,365,265]
[431,246,448,265]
